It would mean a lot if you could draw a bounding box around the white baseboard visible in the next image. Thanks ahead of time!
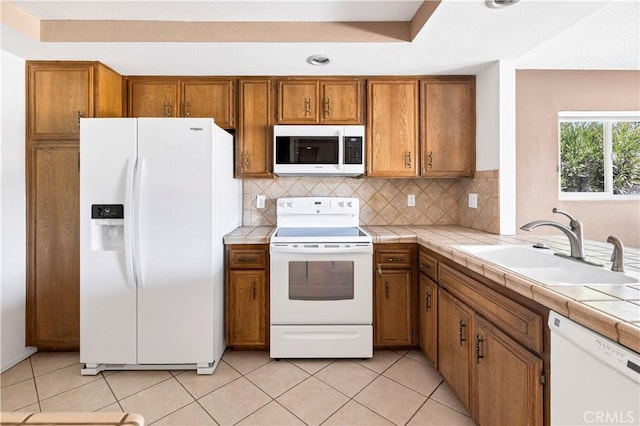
[1,346,37,373]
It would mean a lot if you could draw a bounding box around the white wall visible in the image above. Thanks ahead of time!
[475,60,517,235]
[1,49,36,372]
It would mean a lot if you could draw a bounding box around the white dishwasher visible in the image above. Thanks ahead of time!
[549,311,640,426]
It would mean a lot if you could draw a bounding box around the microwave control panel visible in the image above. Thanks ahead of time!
[344,137,363,164]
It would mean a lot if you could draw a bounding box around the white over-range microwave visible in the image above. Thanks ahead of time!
[273,125,365,177]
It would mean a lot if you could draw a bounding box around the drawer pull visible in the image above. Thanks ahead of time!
[385,282,389,299]
[252,281,256,300]
[386,257,403,263]
[475,334,484,364]
[420,262,431,270]
[459,320,466,346]
[238,257,257,262]
[425,291,432,312]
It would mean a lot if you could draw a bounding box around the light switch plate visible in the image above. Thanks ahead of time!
[468,193,478,209]
[407,194,416,207]
[256,195,266,209]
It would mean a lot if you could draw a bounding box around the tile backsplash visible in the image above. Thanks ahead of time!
[243,171,500,231]
[459,170,500,234]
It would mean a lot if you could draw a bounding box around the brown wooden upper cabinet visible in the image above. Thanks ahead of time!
[276,78,363,124]
[366,79,419,177]
[420,77,475,177]
[28,61,124,139]
[127,77,235,128]
[181,79,235,128]
[236,79,273,178]
[127,78,179,118]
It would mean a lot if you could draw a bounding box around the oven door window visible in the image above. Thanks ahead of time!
[288,261,354,300]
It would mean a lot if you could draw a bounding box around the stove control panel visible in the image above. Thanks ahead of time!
[276,197,360,227]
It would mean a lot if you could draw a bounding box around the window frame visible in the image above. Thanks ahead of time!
[558,111,640,201]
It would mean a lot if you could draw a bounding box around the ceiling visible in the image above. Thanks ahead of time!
[1,0,638,76]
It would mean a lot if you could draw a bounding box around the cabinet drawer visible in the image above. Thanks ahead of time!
[228,249,267,269]
[375,249,413,268]
[419,251,438,281]
[439,263,543,353]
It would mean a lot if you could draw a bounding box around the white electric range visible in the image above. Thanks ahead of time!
[269,197,373,359]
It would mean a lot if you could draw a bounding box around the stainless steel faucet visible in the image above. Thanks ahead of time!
[606,235,625,272]
[520,208,586,260]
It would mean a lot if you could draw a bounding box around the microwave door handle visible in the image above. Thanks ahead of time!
[338,128,344,171]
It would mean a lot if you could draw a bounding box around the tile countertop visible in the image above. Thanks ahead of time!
[224,225,640,354]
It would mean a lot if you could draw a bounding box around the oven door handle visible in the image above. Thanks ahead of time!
[270,244,372,254]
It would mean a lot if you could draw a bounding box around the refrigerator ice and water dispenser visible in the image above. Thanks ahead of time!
[90,204,124,251]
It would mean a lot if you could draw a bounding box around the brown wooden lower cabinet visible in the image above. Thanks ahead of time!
[225,245,269,349]
[27,144,80,350]
[475,316,543,426]
[418,274,438,366]
[227,270,267,347]
[373,244,417,347]
[437,289,473,411]
[434,259,547,426]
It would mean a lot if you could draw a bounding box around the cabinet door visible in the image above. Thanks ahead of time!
[237,79,273,178]
[438,290,473,411]
[27,144,80,349]
[419,274,438,366]
[375,270,414,346]
[128,79,179,117]
[182,79,235,128]
[475,316,543,426]
[228,270,267,347]
[367,80,419,177]
[277,80,319,123]
[320,80,362,124]
[420,78,475,177]
[28,63,92,139]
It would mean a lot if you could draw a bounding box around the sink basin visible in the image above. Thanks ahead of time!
[452,245,639,287]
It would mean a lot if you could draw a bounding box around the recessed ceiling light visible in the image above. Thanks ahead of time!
[307,55,331,66]
[486,0,520,8]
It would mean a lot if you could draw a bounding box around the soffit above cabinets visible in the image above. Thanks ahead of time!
[1,1,638,75]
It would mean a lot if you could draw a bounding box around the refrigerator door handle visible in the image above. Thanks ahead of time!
[133,157,145,289]
[123,157,136,289]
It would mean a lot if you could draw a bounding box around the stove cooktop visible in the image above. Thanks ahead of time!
[271,226,372,244]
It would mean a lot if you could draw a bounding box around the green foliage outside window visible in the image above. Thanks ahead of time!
[613,122,640,194]
[560,120,640,195]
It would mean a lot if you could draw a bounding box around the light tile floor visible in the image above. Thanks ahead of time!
[1,349,474,426]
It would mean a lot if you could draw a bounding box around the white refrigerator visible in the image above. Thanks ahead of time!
[79,118,240,375]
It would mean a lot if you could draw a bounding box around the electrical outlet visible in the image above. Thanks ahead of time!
[407,194,416,207]
[256,195,266,209]
[468,193,478,209]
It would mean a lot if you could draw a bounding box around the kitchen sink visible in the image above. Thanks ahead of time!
[452,245,639,286]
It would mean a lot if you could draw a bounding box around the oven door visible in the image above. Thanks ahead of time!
[270,243,373,325]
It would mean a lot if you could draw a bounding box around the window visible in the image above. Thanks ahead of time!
[558,112,640,199]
